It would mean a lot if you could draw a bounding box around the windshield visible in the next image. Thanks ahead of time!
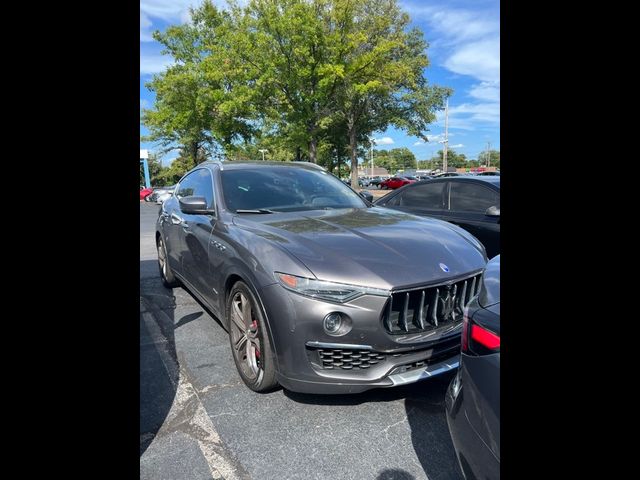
[220,166,367,212]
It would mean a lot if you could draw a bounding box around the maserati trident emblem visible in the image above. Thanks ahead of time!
[439,284,457,322]
[439,263,449,273]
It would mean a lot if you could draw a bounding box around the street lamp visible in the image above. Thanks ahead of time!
[258,149,268,161]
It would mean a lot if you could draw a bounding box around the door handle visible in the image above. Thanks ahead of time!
[170,213,184,225]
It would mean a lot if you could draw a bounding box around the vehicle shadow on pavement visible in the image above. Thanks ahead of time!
[376,469,416,480]
[405,372,464,480]
[284,381,432,405]
[284,371,463,480]
[140,260,179,456]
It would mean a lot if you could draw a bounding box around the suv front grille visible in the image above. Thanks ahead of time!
[308,348,386,370]
[307,335,461,371]
[382,273,482,334]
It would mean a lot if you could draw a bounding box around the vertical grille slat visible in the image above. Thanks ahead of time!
[461,280,468,309]
[384,295,394,332]
[399,292,410,332]
[416,290,426,329]
[431,288,439,327]
[382,273,481,335]
[470,277,477,301]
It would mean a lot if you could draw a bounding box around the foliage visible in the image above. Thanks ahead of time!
[478,149,500,168]
[141,0,448,181]
[373,147,416,173]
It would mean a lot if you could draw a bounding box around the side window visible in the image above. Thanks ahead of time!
[449,182,498,213]
[176,169,215,210]
[398,182,445,209]
[384,193,402,206]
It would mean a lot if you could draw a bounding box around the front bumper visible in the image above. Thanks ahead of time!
[258,283,464,394]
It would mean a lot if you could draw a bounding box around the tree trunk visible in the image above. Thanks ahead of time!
[191,142,199,168]
[348,122,358,189]
[309,137,317,164]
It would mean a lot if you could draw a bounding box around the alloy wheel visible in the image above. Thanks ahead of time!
[229,292,263,382]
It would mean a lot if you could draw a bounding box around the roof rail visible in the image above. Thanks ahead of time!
[293,161,325,170]
[198,159,225,170]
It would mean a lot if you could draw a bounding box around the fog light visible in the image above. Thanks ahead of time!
[324,313,342,334]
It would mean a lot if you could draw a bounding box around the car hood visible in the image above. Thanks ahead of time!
[233,207,487,290]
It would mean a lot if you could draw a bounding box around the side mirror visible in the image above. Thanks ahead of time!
[179,196,212,214]
[485,205,500,217]
[359,190,374,202]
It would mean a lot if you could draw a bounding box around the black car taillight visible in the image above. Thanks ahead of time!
[461,307,500,356]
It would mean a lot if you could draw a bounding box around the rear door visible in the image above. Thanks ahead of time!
[441,181,500,257]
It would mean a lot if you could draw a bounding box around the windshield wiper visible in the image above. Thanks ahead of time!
[235,209,276,214]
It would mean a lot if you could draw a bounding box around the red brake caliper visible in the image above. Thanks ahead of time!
[251,319,260,359]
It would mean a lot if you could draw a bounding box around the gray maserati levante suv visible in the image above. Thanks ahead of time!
[156,161,488,394]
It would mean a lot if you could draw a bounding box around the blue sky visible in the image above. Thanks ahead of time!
[140,0,499,165]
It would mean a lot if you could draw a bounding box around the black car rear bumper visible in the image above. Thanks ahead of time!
[446,370,500,479]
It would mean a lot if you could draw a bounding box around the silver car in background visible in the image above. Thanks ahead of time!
[150,185,176,204]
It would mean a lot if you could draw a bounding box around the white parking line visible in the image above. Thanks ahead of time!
[141,300,248,480]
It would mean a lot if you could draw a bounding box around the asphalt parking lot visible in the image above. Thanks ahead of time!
[140,202,463,480]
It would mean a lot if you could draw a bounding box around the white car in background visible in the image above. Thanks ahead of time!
[151,185,176,204]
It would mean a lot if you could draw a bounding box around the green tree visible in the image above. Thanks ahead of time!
[140,153,166,186]
[142,2,256,165]
[216,0,347,164]
[478,149,500,168]
[321,0,449,186]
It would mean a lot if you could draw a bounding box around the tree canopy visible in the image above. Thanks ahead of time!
[142,0,448,182]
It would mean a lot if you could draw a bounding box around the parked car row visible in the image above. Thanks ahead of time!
[140,185,177,203]
[153,161,500,480]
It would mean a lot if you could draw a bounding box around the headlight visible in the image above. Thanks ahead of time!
[275,272,389,303]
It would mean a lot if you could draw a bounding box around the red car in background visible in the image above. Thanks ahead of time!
[379,176,417,189]
[140,186,153,200]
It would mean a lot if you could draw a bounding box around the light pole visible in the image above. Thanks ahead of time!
[369,137,375,177]
[442,96,449,172]
[258,149,267,161]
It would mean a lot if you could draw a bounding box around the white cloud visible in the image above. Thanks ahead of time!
[141,12,154,42]
[403,2,500,132]
[140,99,150,109]
[469,82,500,102]
[405,5,499,45]
[413,141,424,146]
[450,143,464,148]
[140,0,197,42]
[444,39,499,83]
[374,137,394,145]
[141,0,195,21]
[432,101,499,130]
[141,54,173,74]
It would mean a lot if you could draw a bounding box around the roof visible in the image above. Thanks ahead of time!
[198,160,325,171]
[416,176,500,187]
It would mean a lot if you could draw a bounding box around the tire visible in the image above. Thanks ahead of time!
[227,281,278,392]
[157,235,180,288]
